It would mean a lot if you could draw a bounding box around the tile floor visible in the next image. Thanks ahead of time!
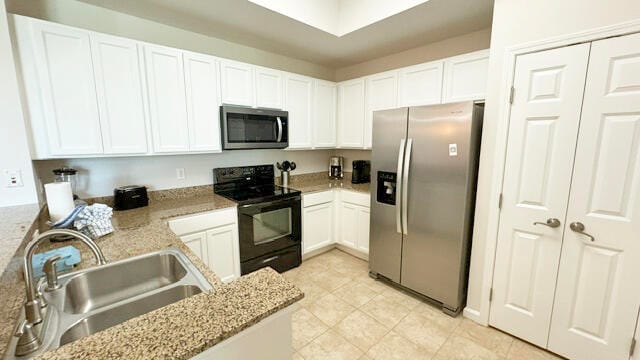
[283,249,564,360]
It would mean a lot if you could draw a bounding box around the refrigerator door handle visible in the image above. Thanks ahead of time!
[396,138,406,234]
[402,138,413,235]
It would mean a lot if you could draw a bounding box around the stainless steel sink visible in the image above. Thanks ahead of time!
[60,285,202,345]
[63,253,188,314]
[4,247,212,359]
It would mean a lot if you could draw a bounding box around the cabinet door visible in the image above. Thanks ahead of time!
[285,74,313,149]
[255,67,283,109]
[220,59,254,107]
[548,33,640,360]
[303,202,333,254]
[338,79,365,148]
[398,61,443,107]
[339,202,358,248]
[181,231,208,264]
[184,52,222,152]
[313,80,337,148]
[31,21,103,155]
[489,43,590,347]
[365,71,398,149]
[356,206,370,254]
[442,49,489,103]
[206,224,240,283]
[90,34,148,154]
[144,45,190,153]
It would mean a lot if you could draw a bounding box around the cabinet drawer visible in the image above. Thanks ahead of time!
[340,190,370,207]
[169,207,237,236]
[303,190,334,207]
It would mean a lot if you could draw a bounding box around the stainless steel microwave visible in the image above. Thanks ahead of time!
[220,106,289,150]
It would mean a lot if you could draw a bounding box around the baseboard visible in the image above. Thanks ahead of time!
[463,306,484,325]
[302,244,336,260]
[335,244,369,261]
[302,244,369,262]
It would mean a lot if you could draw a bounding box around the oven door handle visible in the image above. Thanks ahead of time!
[276,117,283,143]
[240,197,300,208]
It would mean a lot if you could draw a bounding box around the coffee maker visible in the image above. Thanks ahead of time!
[351,160,371,184]
[329,156,344,179]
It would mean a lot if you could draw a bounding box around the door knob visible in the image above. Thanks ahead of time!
[533,218,561,228]
[569,222,595,242]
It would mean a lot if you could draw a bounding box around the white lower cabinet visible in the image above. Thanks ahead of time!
[205,224,240,283]
[168,207,240,283]
[302,190,370,256]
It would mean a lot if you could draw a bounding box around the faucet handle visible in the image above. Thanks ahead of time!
[43,255,62,291]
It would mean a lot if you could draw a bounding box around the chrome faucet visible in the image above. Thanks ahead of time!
[16,229,107,356]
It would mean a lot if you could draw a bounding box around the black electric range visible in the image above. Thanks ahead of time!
[213,165,301,274]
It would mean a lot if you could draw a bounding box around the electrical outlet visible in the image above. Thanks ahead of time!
[176,168,185,180]
[3,169,23,187]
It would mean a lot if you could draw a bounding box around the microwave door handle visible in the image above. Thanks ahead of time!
[402,138,412,235]
[276,117,283,142]
[396,139,406,234]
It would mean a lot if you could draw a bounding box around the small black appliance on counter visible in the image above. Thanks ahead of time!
[352,160,371,184]
[114,185,148,210]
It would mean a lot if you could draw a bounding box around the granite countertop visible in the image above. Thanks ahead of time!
[0,203,42,273]
[0,190,303,359]
[280,172,370,195]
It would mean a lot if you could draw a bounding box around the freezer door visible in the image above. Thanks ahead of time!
[401,101,480,311]
[369,107,408,282]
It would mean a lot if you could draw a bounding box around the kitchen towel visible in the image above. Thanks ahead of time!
[45,182,75,223]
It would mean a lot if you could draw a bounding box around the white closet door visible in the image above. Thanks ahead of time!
[548,32,640,360]
[313,80,337,148]
[489,43,590,347]
[184,52,222,152]
[144,45,190,153]
[31,21,103,155]
[285,74,313,149]
[91,34,148,154]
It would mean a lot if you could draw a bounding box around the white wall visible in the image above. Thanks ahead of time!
[0,0,38,207]
[247,0,340,35]
[466,0,640,322]
[338,0,428,36]
[33,150,333,199]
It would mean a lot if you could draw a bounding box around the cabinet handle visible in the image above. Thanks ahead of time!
[533,218,561,228]
[570,222,595,242]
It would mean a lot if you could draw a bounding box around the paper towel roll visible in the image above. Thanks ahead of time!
[45,182,75,223]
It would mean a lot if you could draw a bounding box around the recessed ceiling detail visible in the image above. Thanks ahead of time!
[247,0,430,37]
[77,0,493,67]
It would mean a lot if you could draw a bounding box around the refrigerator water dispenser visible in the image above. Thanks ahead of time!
[376,171,397,205]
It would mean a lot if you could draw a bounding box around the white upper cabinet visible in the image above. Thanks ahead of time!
[144,45,190,153]
[442,49,489,103]
[255,66,284,109]
[183,52,222,152]
[365,71,398,148]
[313,80,337,148]
[90,33,148,154]
[220,59,254,107]
[398,61,443,107]
[31,20,103,156]
[338,78,366,148]
[285,73,314,149]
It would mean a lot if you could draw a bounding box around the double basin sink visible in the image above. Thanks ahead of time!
[5,247,213,359]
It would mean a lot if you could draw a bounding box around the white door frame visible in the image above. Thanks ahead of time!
[468,18,640,326]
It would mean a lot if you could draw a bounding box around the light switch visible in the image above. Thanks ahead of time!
[448,144,458,157]
[176,168,186,180]
[4,169,23,187]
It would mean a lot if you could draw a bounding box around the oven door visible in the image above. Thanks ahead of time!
[237,196,301,263]
[221,106,289,149]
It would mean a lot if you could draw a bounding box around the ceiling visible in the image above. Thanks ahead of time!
[77,0,494,68]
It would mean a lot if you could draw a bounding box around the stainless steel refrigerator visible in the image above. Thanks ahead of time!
[369,101,483,316]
